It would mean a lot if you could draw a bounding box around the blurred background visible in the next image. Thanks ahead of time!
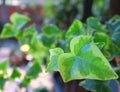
[0,0,120,92]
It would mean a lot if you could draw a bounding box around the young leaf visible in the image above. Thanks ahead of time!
[10,12,30,30]
[10,67,21,80]
[66,20,83,37]
[0,60,9,77]
[94,32,110,49]
[47,48,64,72]
[87,17,105,32]
[27,61,42,78]
[58,35,118,82]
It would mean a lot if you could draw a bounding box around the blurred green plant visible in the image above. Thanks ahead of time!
[0,12,120,92]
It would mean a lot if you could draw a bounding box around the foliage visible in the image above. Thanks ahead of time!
[0,12,120,92]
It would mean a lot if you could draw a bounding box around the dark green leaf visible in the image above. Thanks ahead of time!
[27,61,42,78]
[87,17,105,32]
[47,48,64,72]
[80,80,111,92]
[42,24,60,37]
[0,77,6,90]
[58,35,118,82]
[10,67,21,80]
[19,76,31,88]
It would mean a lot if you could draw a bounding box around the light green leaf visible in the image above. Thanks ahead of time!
[0,60,9,77]
[1,23,15,38]
[87,17,105,32]
[47,48,64,72]
[94,32,110,49]
[58,35,118,82]
[10,12,30,30]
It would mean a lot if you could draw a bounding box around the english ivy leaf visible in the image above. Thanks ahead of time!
[27,61,42,78]
[42,24,60,37]
[107,15,120,33]
[47,48,64,72]
[66,20,83,37]
[58,35,118,82]
[80,80,112,92]
[0,77,6,90]
[10,12,30,30]
[30,32,47,57]
[0,60,9,77]
[1,23,15,38]
[87,17,105,32]
[94,32,110,49]
[65,20,84,51]
[10,67,21,80]
[23,24,36,37]
[111,32,120,47]
[19,76,31,88]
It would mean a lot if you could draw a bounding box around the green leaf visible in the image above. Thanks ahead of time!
[40,34,57,48]
[10,12,30,30]
[47,48,64,72]
[107,15,120,33]
[65,20,84,51]
[58,35,118,82]
[29,32,47,57]
[80,80,112,92]
[66,20,83,37]
[0,77,6,90]
[10,67,21,80]
[87,17,105,32]
[111,32,120,47]
[23,24,36,37]
[0,60,9,77]
[94,32,110,49]
[27,61,42,78]
[1,23,15,38]
[19,76,31,88]
[42,24,60,37]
